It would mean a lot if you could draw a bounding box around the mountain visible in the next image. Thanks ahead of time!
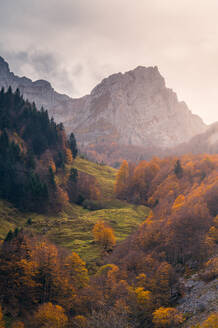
[0,56,73,123]
[0,56,207,164]
[0,71,217,327]
[172,121,218,155]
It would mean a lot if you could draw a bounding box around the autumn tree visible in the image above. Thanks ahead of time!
[33,303,68,328]
[205,184,218,216]
[32,241,62,304]
[65,148,73,164]
[152,262,176,306]
[0,306,4,328]
[201,313,218,328]
[76,171,101,203]
[208,215,218,243]
[192,313,218,328]
[11,321,24,328]
[64,252,89,289]
[114,160,129,198]
[200,257,218,282]
[0,230,37,316]
[93,221,116,251]
[152,307,184,328]
[166,202,211,265]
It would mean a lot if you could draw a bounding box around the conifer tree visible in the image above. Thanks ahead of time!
[69,133,78,159]
[174,160,183,178]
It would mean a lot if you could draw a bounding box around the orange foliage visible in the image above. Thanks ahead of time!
[49,159,56,173]
[152,307,184,327]
[65,148,73,164]
[11,321,24,328]
[208,216,218,243]
[114,160,129,198]
[33,302,68,328]
[93,221,116,250]
[64,252,89,289]
[193,313,218,328]
[77,172,101,201]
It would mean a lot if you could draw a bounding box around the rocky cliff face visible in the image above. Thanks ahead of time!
[0,56,73,122]
[66,66,207,149]
[0,56,207,163]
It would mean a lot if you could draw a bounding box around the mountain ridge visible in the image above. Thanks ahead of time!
[0,56,208,164]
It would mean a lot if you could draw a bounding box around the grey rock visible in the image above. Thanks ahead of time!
[0,56,207,157]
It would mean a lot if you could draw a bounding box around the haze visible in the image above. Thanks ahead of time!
[0,0,218,124]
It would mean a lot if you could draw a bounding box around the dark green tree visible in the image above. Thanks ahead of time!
[174,160,183,178]
[69,133,78,159]
[48,166,56,189]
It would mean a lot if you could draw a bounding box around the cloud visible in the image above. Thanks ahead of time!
[0,1,218,123]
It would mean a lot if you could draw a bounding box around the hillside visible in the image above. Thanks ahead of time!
[0,56,207,165]
[178,264,218,327]
[0,66,217,328]
[171,122,218,156]
[0,150,217,327]
[0,86,75,212]
[0,156,149,264]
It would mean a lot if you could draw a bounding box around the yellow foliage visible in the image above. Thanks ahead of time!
[193,313,218,328]
[114,160,129,196]
[33,302,68,328]
[201,313,218,328]
[152,307,184,328]
[204,257,218,279]
[172,194,185,211]
[65,148,73,164]
[136,273,148,287]
[93,221,116,250]
[135,287,152,306]
[64,252,89,289]
[107,264,119,284]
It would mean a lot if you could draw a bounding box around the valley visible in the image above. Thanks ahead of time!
[0,64,217,328]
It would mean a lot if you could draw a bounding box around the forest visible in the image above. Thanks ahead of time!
[0,88,217,327]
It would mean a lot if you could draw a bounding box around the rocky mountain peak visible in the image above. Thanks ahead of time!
[0,56,208,164]
[0,56,9,71]
[78,65,206,150]
[0,56,11,79]
[91,65,165,98]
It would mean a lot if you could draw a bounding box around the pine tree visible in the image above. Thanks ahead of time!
[174,160,183,178]
[69,133,78,159]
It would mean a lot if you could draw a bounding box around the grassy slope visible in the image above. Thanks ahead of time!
[0,158,150,264]
[71,157,117,199]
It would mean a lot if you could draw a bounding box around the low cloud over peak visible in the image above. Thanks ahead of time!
[1,0,218,123]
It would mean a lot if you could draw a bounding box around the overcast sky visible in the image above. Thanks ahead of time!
[0,0,218,124]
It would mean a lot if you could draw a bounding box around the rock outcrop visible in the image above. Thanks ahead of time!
[177,262,218,327]
[0,56,73,122]
[0,56,208,163]
[66,66,207,149]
